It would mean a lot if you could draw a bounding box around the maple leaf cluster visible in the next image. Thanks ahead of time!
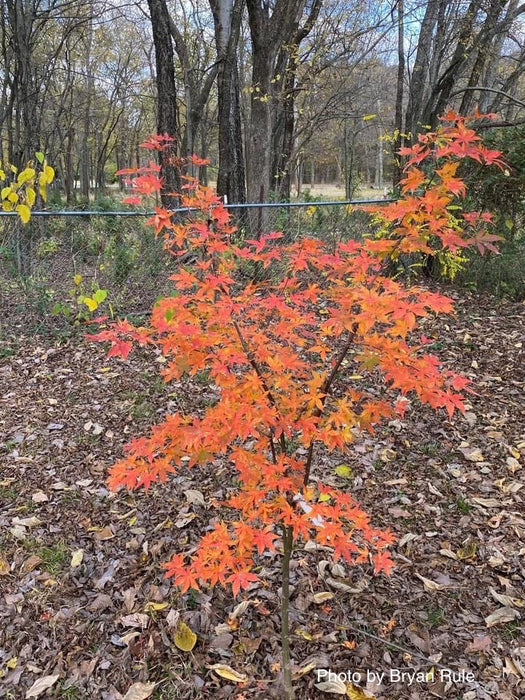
[90,120,504,596]
[372,112,504,257]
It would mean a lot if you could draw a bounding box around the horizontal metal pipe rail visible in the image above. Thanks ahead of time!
[0,197,395,217]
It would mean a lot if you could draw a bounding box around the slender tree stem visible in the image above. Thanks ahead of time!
[303,327,356,485]
[281,524,295,700]
[232,318,287,456]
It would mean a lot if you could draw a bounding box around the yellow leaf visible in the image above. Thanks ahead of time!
[362,114,377,121]
[460,446,484,462]
[347,684,375,699]
[456,541,477,560]
[17,167,35,185]
[70,549,84,568]
[8,191,19,204]
[313,592,334,604]
[318,493,331,502]
[73,274,82,286]
[144,601,169,612]
[173,620,197,651]
[1,186,10,199]
[210,664,248,683]
[294,661,316,678]
[335,464,353,479]
[38,172,48,201]
[83,297,98,312]
[6,657,18,669]
[295,629,313,640]
[27,187,36,207]
[0,557,10,575]
[44,164,55,183]
[16,204,31,224]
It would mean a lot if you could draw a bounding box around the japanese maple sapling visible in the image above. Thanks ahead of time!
[90,116,503,698]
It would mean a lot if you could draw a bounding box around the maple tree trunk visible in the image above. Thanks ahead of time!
[281,524,295,700]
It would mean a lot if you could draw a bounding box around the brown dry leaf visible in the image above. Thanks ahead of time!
[20,555,42,574]
[209,664,248,683]
[92,525,114,541]
[471,497,507,509]
[184,489,205,506]
[25,674,60,698]
[398,533,419,547]
[484,607,520,627]
[388,507,412,518]
[229,600,251,621]
[12,516,41,528]
[31,491,48,503]
[120,613,150,629]
[121,682,157,700]
[415,573,446,592]
[504,656,525,679]
[466,635,491,653]
[173,620,197,652]
[489,588,524,608]
[379,448,396,462]
[315,679,347,694]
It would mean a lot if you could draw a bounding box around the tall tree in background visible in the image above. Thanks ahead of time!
[393,0,404,186]
[404,0,525,142]
[270,0,322,201]
[210,0,246,203]
[245,0,307,229]
[147,0,181,207]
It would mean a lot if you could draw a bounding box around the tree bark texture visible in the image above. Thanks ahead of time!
[147,0,181,209]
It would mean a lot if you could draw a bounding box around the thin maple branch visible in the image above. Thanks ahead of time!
[232,318,286,459]
[303,327,357,485]
[320,324,358,397]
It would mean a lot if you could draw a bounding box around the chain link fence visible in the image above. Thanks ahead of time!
[0,199,389,337]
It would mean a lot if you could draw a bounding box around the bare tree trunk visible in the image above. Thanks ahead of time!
[147,0,181,209]
[80,6,94,203]
[393,0,404,186]
[405,0,441,139]
[271,0,322,201]
[245,0,306,234]
[210,0,246,205]
[459,0,511,115]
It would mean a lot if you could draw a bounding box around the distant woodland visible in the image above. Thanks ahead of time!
[2,0,525,204]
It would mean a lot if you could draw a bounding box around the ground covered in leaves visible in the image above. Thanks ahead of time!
[1,287,524,700]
